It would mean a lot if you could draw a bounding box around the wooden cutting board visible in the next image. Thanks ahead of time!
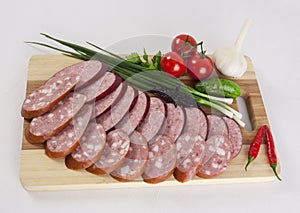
[20,54,280,191]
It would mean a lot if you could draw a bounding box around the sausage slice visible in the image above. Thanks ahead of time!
[142,135,176,184]
[207,115,228,138]
[182,107,208,140]
[65,122,106,170]
[223,117,243,158]
[25,93,86,143]
[22,60,102,118]
[115,92,150,135]
[96,85,137,131]
[161,103,185,142]
[174,133,206,182]
[136,97,167,142]
[86,129,130,175]
[110,131,149,182]
[45,104,93,158]
[197,135,233,178]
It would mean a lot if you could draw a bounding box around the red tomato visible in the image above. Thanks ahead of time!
[171,34,197,57]
[187,54,213,80]
[160,52,186,77]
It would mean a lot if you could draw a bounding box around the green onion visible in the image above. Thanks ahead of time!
[26,33,245,126]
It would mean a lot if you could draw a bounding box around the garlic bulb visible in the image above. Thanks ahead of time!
[213,18,251,78]
[213,46,247,78]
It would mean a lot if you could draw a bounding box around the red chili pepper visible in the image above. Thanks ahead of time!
[245,126,265,171]
[265,126,282,181]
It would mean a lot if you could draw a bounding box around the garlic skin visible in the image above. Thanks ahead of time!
[213,46,247,78]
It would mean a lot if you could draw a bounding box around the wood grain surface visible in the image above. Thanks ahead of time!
[20,54,279,191]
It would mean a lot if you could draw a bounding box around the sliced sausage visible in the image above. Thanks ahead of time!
[182,107,208,140]
[115,92,150,135]
[22,74,79,119]
[174,133,206,182]
[55,60,105,89]
[78,72,121,103]
[161,103,185,142]
[25,93,87,143]
[92,82,126,118]
[21,60,102,119]
[142,135,176,184]
[73,61,106,89]
[207,115,228,138]
[197,135,233,178]
[136,97,167,142]
[45,104,93,158]
[65,122,106,170]
[96,85,137,131]
[223,117,243,158]
[110,131,149,182]
[86,129,130,175]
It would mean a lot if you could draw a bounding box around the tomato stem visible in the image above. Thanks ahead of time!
[178,35,196,58]
[184,35,190,43]
[193,41,203,47]
[198,41,207,58]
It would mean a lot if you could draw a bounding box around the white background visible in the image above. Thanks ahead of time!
[1,0,299,212]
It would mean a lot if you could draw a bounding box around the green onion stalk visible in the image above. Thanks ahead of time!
[26,33,245,127]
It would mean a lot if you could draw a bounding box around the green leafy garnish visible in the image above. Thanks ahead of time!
[126,52,142,65]
[149,51,162,70]
[126,49,162,70]
[143,48,149,64]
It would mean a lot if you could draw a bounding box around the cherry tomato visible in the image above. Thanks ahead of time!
[187,54,213,80]
[160,52,186,77]
[171,34,197,57]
